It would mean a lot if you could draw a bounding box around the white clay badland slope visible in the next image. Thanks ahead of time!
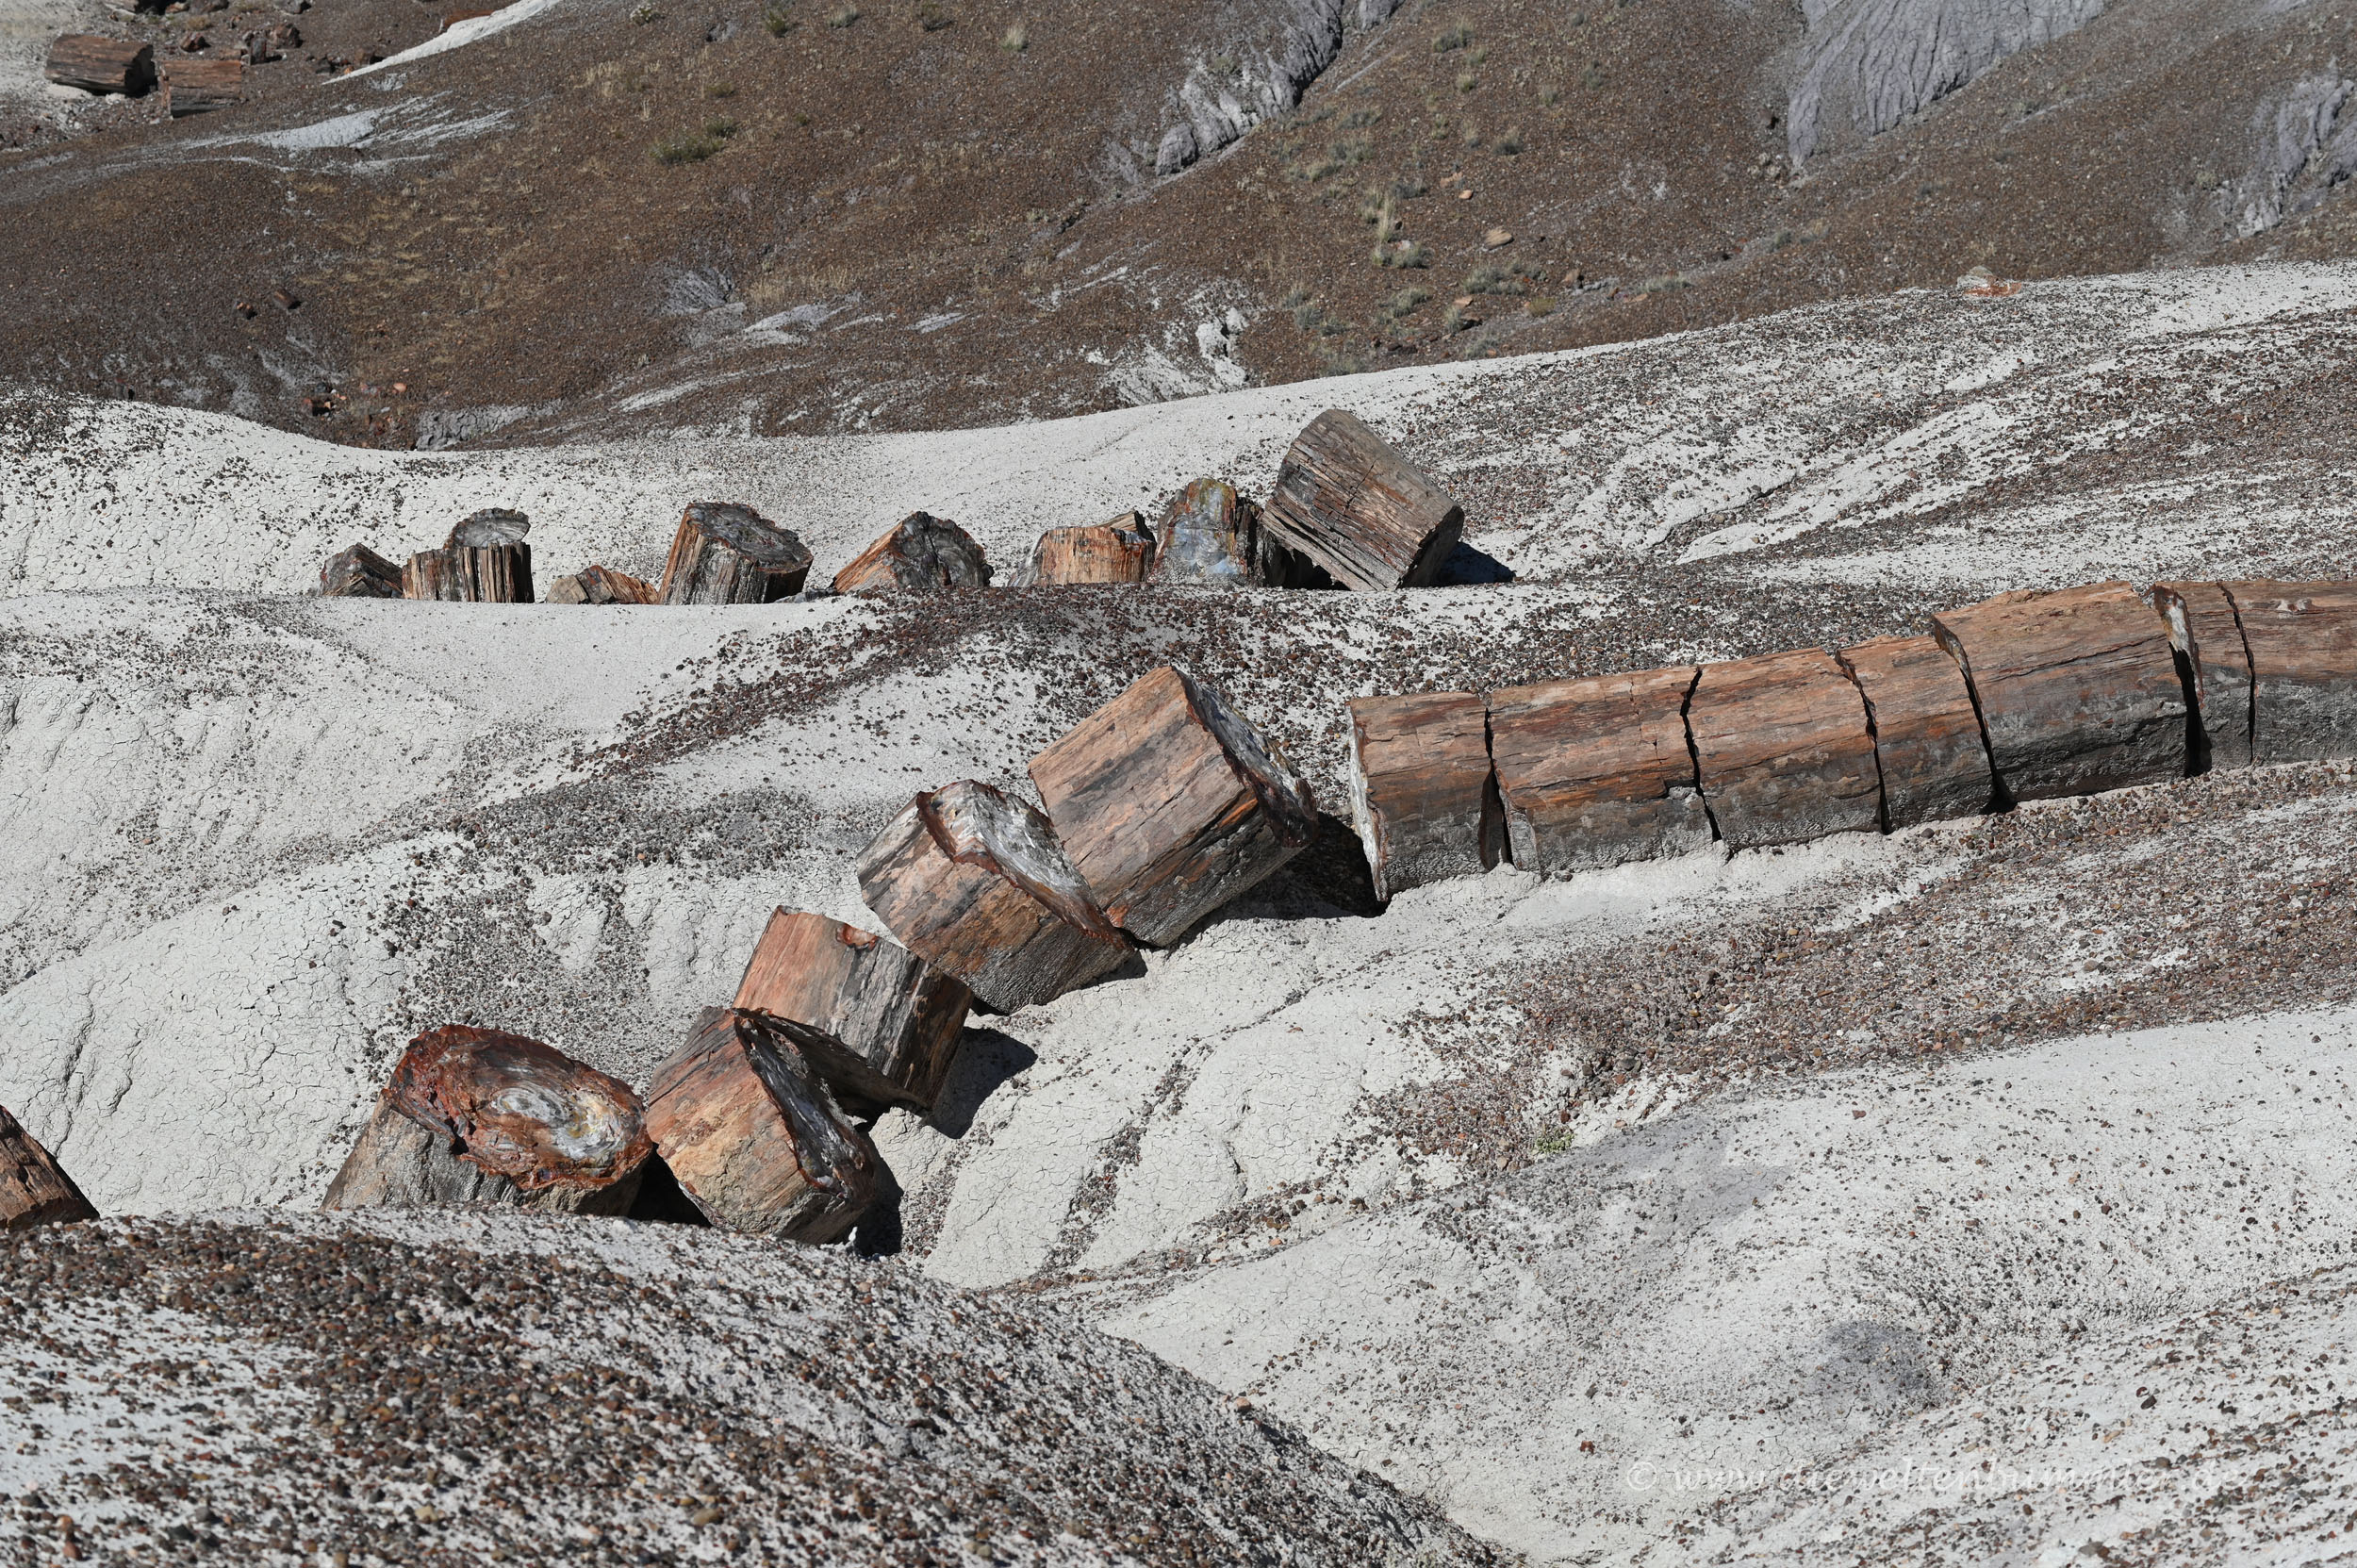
[7,261,2357,1563]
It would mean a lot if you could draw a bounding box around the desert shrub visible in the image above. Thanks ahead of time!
[1633,273,1689,294]
[916,1,950,29]
[828,3,858,25]
[1462,264,1525,295]
[1000,20,1025,49]
[1386,285,1431,316]
[764,5,796,31]
[653,130,724,162]
[704,80,737,97]
[1526,294,1556,317]
[1433,22,1472,50]
[1458,326,1503,358]
[1538,83,1560,105]
[703,114,739,137]
[1343,107,1382,127]
[1320,350,1369,376]
[1494,125,1522,155]
[1456,71,1476,92]
[1282,283,1311,307]
[630,1,662,21]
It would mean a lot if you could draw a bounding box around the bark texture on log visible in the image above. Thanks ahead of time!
[1261,409,1463,591]
[1837,635,1995,829]
[320,542,402,599]
[1488,666,1710,875]
[162,57,241,115]
[0,1103,96,1233]
[45,35,156,94]
[641,1008,882,1243]
[2153,581,2255,771]
[546,564,660,605]
[1026,513,1156,586]
[2221,580,2357,764]
[1930,583,2186,801]
[1030,665,1318,944]
[657,502,814,605]
[733,909,972,1116]
[832,512,993,594]
[857,780,1129,1010]
[401,543,533,602]
[1344,691,1501,900]
[1689,649,1881,850]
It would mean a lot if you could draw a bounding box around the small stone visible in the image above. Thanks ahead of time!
[691,1506,724,1526]
[1483,227,1512,248]
[1456,188,1474,200]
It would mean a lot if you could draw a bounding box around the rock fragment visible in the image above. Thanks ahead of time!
[0,1103,96,1232]
[546,564,660,604]
[2223,580,2357,764]
[832,511,993,594]
[319,542,402,599]
[657,502,813,604]
[44,35,156,95]
[1025,511,1156,585]
[2153,580,2255,770]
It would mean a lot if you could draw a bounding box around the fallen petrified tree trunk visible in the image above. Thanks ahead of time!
[1487,667,1710,875]
[162,57,242,115]
[319,543,402,599]
[2221,580,2357,764]
[45,35,156,94]
[1261,410,1463,590]
[1837,635,1996,829]
[2153,581,2255,771]
[546,564,660,604]
[733,909,972,1116]
[832,512,993,593]
[1688,649,1881,850]
[1,1103,97,1232]
[1025,512,1156,585]
[658,502,814,604]
[1344,691,1501,900]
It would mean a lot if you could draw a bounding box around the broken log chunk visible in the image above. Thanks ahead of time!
[1344,691,1501,900]
[1688,649,1881,850]
[856,780,1129,1010]
[1929,582,2185,802]
[321,1026,651,1214]
[161,56,242,115]
[2220,580,2357,764]
[1149,479,1292,586]
[641,1007,882,1243]
[401,541,533,602]
[1261,409,1464,591]
[1836,635,1995,829]
[658,501,814,604]
[0,1103,96,1233]
[45,35,156,95]
[319,542,402,599]
[1026,512,1156,586]
[1487,666,1710,876]
[1030,665,1319,944]
[2153,581,2255,771]
[733,909,972,1116]
[832,511,993,594]
[445,506,529,549]
[546,564,660,605]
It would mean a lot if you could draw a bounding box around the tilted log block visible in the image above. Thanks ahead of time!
[1344,691,1501,900]
[832,511,993,594]
[658,502,814,604]
[1148,479,1306,586]
[321,1026,651,1214]
[641,1007,882,1243]
[1025,512,1155,586]
[733,909,972,1116]
[162,57,242,115]
[1,1103,97,1233]
[2153,581,2254,771]
[1837,635,1995,829]
[1261,409,1463,591]
[1488,666,1710,875]
[546,564,660,605]
[46,35,156,95]
[1030,665,1319,944]
[2220,580,2357,764]
[319,542,402,599]
[1930,583,2185,802]
[1688,649,1881,850]
[857,780,1129,1010]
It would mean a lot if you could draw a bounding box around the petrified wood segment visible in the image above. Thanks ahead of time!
[1027,512,1156,586]
[1150,480,1277,586]
[641,1008,882,1243]
[1030,666,1319,944]
[546,564,660,605]
[162,57,242,115]
[402,542,533,602]
[857,780,1129,1011]
[1344,691,1501,900]
[832,512,993,594]
[658,502,814,604]
[733,909,973,1116]
[2221,580,2357,765]
[1687,650,1881,850]
[321,1027,651,1214]
[1837,635,1995,829]
[445,507,529,549]
[1930,583,2185,802]
[0,1103,96,1232]
[1487,666,1710,876]
[45,35,156,94]
[2153,581,2254,771]
[319,542,402,599]
[1261,409,1463,591]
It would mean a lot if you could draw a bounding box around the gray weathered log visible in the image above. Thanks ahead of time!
[1836,634,1995,828]
[1261,410,1463,590]
[733,909,973,1116]
[658,502,814,604]
[1487,666,1710,875]
[832,512,993,594]
[320,542,402,599]
[2221,580,2357,765]
[1,1102,97,1233]
[2153,580,2254,771]
[1688,649,1881,850]
[1344,691,1501,900]
[45,35,156,94]
[1024,512,1156,586]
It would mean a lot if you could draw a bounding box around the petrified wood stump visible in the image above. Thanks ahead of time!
[0,1103,96,1232]
[1261,409,1463,591]
[1026,512,1156,586]
[1837,635,1996,829]
[320,542,402,599]
[832,511,993,594]
[2153,580,2255,771]
[162,56,242,115]
[546,564,660,605]
[641,1008,882,1243]
[857,780,1129,1010]
[1929,583,2186,802]
[2221,580,2357,764]
[1487,666,1710,876]
[1344,691,1501,900]
[733,909,973,1116]
[1688,649,1881,850]
[1030,665,1319,944]
[402,543,533,602]
[321,1026,651,1214]
[658,502,814,604]
[45,35,156,94]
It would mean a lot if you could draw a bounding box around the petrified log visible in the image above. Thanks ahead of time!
[1030,665,1319,944]
[857,780,1129,1010]
[1487,666,1710,875]
[1344,691,1501,900]
[1836,634,1995,829]
[162,56,242,115]
[546,564,660,605]
[1150,479,1286,586]
[2153,581,2255,771]
[321,1026,651,1214]
[1026,512,1156,586]
[402,543,533,602]
[0,1103,96,1232]
[1687,649,1880,850]
[1261,409,1463,591]
[832,511,993,594]
[2220,580,2357,765]
[658,501,813,604]
[733,909,972,1116]
[45,35,156,95]
[446,506,528,549]
[319,542,402,599]
[641,1007,882,1243]
[1929,583,2185,802]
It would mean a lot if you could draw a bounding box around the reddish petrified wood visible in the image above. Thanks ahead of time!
[2220,580,2357,764]
[733,909,973,1116]
[1261,410,1463,591]
[1929,583,2186,802]
[320,542,402,599]
[1026,512,1156,586]
[402,544,533,602]
[2153,581,2255,771]
[857,780,1129,1010]
[832,512,993,594]
[658,502,813,605]
[162,56,242,115]
[1487,666,1710,875]
[1030,666,1319,944]
[546,564,661,605]
[641,1008,882,1243]
[1837,635,1995,829]
[45,35,156,94]
[0,1103,97,1232]
[1344,691,1502,900]
[1688,649,1881,850]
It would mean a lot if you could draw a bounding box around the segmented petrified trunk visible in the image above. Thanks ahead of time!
[45,35,156,94]
[546,564,660,605]
[2220,580,2357,764]
[1030,666,1318,945]
[1025,512,1156,586]
[658,502,814,604]
[857,780,1129,1010]
[1836,635,1995,829]
[1688,649,1881,850]
[162,56,242,115]
[402,543,533,602]
[0,1103,96,1232]
[1929,583,2185,802]
[832,512,993,594]
[321,1027,651,1214]
[641,1007,882,1243]
[1261,409,1463,591]
[1487,667,1710,875]
[733,909,973,1116]
[319,542,402,599]
[1344,691,1501,900]
[2152,581,2255,771]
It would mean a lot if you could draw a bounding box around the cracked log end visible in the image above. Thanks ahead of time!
[1261,409,1463,591]
[0,1103,97,1233]
[320,543,402,599]
[1837,634,1995,829]
[733,909,972,1116]
[1488,666,1709,876]
[2219,580,2357,766]
[1027,513,1156,586]
[832,512,993,594]
[1689,649,1881,850]
[658,502,814,605]
[2153,581,2254,772]
[1345,690,1501,901]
